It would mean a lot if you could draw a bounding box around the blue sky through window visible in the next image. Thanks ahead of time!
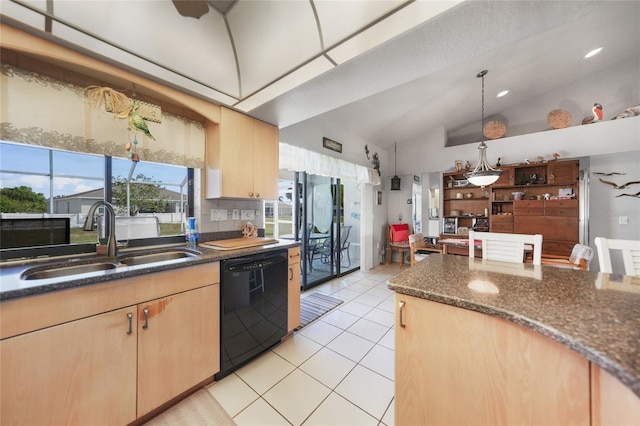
[0,141,187,199]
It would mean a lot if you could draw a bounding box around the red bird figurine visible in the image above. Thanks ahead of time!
[582,103,603,124]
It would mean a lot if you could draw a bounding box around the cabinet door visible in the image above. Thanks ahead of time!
[591,364,640,425]
[395,294,589,425]
[513,200,544,216]
[548,160,579,185]
[288,247,301,332]
[492,166,514,187]
[137,285,219,417]
[1,307,137,426]
[490,215,513,233]
[253,118,279,199]
[514,216,578,242]
[220,107,255,198]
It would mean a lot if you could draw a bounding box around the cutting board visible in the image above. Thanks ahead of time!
[201,237,278,250]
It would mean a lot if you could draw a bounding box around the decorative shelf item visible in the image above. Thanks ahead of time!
[547,109,572,129]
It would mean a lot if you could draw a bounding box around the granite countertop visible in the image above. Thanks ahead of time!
[388,254,640,398]
[0,239,299,301]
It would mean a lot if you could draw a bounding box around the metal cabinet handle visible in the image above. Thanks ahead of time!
[127,312,133,334]
[255,193,260,198]
[289,267,294,280]
[249,192,254,197]
[142,307,149,329]
[399,301,406,328]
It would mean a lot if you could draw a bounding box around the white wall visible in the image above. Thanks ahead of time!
[588,150,640,272]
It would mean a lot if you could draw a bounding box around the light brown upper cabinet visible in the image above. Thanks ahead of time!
[205,107,279,199]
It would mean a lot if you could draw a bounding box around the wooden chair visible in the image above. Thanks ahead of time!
[388,224,411,267]
[409,233,428,266]
[469,231,543,265]
[594,237,640,276]
[541,244,593,270]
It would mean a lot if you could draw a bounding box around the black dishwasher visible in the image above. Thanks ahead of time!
[216,250,288,379]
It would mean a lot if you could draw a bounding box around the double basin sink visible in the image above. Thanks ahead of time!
[20,249,199,281]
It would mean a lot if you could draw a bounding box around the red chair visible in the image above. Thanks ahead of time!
[388,224,410,267]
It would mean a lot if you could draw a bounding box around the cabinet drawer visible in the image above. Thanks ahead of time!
[491,222,514,233]
[544,208,578,217]
[545,199,578,216]
[545,199,578,209]
[514,216,578,241]
[513,200,544,216]
[288,247,301,264]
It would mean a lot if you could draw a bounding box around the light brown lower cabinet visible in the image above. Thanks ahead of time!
[591,364,640,426]
[395,294,592,425]
[137,285,219,416]
[288,247,301,333]
[1,306,138,426]
[1,263,220,426]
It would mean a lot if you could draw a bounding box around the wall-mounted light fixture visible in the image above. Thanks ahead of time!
[391,142,401,190]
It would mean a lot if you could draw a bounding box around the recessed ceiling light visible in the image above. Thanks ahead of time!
[584,47,603,59]
[497,90,509,98]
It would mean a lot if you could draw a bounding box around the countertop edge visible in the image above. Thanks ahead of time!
[0,240,300,301]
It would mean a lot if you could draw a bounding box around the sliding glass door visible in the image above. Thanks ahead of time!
[265,172,361,289]
[299,173,360,289]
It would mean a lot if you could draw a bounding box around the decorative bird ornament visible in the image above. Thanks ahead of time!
[128,104,155,140]
[598,178,640,190]
[582,103,603,125]
[594,172,626,176]
[615,192,640,198]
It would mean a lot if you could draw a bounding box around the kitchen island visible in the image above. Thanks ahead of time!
[388,254,640,425]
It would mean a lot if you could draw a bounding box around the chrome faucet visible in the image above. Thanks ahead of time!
[83,200,118,257]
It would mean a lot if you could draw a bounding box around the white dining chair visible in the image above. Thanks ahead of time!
[594,237,640,276]
[469,231,543,265]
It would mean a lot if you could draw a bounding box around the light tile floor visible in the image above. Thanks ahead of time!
[207,263,401,425]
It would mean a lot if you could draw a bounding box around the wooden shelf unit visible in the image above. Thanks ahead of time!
[442,159,580,256]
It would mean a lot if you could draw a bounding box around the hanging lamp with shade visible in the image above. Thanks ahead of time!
[465,70,502,187]
[391,142,401,190]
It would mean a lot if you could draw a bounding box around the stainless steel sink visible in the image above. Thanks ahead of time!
[118,250,197,266]
[21,262,118,280]
[19,249,199,281]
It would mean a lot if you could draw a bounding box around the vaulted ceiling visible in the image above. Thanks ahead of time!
[2,0,639,150]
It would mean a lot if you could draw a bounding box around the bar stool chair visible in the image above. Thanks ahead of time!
[594,237,640,275]
[469,231,543,265]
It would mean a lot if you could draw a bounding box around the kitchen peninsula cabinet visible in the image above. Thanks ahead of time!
[0,262,220,425]
[205,106,279,199]
[390,255,640,426]
[395,294,590,425]
[288,247,301,333]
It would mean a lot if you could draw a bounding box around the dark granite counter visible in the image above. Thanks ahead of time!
[387,254,640,398]
[0,239,299,301]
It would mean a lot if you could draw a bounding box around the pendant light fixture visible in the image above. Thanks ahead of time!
[390,142,401,190]
[465,70,501,187]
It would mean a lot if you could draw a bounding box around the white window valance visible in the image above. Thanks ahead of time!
[0,64,205,168]
[280,143,380,185]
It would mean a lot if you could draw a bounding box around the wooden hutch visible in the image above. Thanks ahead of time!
[441,158,580,256]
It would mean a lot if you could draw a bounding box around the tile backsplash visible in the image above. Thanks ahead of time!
[197,198,264,234]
